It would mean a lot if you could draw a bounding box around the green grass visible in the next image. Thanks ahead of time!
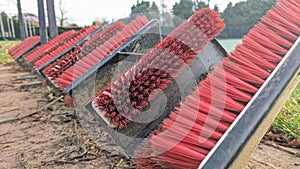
[0,41,20,64]
[271,82,300,140]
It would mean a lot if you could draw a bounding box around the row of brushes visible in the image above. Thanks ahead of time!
[134,0,300,168]
[54,16,149,91]
[33,26,99,69]
[9,36,40,59]
[92,9,225,129]
[22,30,75,63]
[42,21,125,81]
[8,36,36,56]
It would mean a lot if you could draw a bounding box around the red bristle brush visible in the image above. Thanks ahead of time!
[133,0,300,168]
[9,36,37,56]
[54,16,149,91]
[23,30,75,62]
[92,8,225,129]
[10,36,40,59]
[42,21,125,81]
[33,26,99,69]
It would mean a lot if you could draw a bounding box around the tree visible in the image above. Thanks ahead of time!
[57,0,69,27]
[130,1,160,19]
[213,4,220,12]
[172,0,194,19]
[149,2,160,19]
[131,0,151,15]
[194,0,209,10]
[172,0,208,19]
[220,0,277,38]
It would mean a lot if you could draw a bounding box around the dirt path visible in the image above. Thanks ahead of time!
[0,63,299,168]
[0,63,130,169]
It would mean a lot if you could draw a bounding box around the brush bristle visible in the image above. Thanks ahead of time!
[33,26,98,69]
[134,0,300,168]
[93,8,225,129]
[54,16,149,91]
[10,36,40,59]
[42,21,125,81]
[22,30,75,62]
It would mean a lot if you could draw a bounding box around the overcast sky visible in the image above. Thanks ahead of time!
[1,0,246,26]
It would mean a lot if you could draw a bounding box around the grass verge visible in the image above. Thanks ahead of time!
[0,41,20,64]
[271,82,300,141]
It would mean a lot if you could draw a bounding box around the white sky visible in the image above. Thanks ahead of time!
[1,0,246,26]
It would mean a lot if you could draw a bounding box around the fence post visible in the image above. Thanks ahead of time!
[37,0,47,44]
[17,0,26,40]
[10,17,15,38]
[0,13,5,38]
[6,16,12,38]
[46,0,58,39]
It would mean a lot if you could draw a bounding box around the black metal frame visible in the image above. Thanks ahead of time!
[83,39,227,156]
[15,41,41,70]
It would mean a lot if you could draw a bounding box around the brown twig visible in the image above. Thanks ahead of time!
[262,141,300,158]
[54,157,97,164]
[0,107,19,114]
[0,96,63,125]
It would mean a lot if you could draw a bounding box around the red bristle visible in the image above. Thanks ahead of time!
[213,67,258,93]
[235,44,276,70]
[64,94,75,107]
[261,17,298,41]
[242,36,283,62]
[266,10,300,34]
[34,26,98,69]
[252,24,293,49]
[199,81,245,112]
[228,52,270,79]
[207,75,253,102]
[93,8,225,129]
[10,36,40,59]
[54,17,149,91]
[184,95,238,123]
[274,5,300,26]
[134,1,300,168]
[248,30,288,55]
[281,0,300,14]
[222,59,266,85]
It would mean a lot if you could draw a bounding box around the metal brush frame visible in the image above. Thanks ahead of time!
[14,41,41,70]
[83,38,227,156]
[199,37,300,169]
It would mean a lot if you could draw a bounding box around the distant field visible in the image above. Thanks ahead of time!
[217,38,242,52]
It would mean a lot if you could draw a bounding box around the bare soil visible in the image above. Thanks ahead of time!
[0,63,299,169]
